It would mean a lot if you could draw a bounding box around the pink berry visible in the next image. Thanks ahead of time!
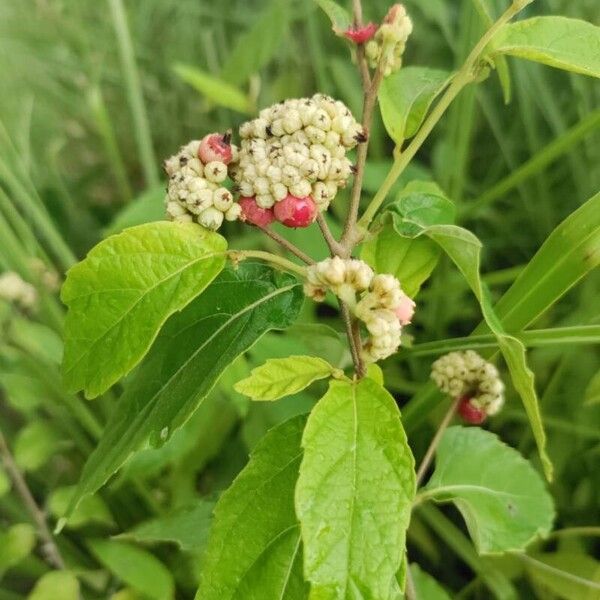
[395,295,415,326]
[343,23,378,44]
[458,397,487,425]
[198,132,233,165]
[239,196,275,227]
[273,194,317,228]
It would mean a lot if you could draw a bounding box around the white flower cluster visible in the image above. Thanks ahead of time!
[0,272,37,309]
[304,258,413,363]
[232,95,364,210]
[431,351,505,416]
[365,4,413,76]
[164,140,241,230]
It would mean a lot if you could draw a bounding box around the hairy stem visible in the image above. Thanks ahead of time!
[0,428,65,570]
[256,224,315,265]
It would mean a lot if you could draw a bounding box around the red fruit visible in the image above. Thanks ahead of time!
[458,396,487,425]
[239,196,275,227]
[343,22,378,44]
[198,132,233,165]
[273,194,317,228]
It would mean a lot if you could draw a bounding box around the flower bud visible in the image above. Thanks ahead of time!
[198,207,224,230]
[198,132,233,165]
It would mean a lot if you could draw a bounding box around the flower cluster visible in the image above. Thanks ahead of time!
[231,94,365,223]
[164,134,240,231]
[304,257,415,363]
[0,272,37,309]
[431,351,505,424]
[365,4,413,76]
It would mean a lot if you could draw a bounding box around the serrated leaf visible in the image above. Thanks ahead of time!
[296,378,415,599]
[61,222,227,398]
[88,539,174,600]
[421,427,554,554]
[64,264,303,521]
[410,564,451,600]
[121,500,215,552]
[314,0,352,35]
[379,67,453,143]
[27,571,80,600]
[173,64,251,113]
[221,1,288,85]
[488,17,600,79]
[234,355,339,401]
[197,415,309,600]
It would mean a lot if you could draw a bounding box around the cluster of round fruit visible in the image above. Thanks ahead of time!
[431,351,505,424]
[164,134,240,231]
[365,4,413,77]
[304,257,415,363]
[231,94,365,228]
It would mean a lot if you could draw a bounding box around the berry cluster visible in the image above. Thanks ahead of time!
[365,4,413,76]
[164,134,240,231]
[0,272,37,309]
[231,94,365,226]
[431,351,505,424]
[304,257,415,363]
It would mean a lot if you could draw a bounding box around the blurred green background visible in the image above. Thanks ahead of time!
[0,0,599,598]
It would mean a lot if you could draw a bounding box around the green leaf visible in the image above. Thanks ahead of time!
[314,0,352,36]
[421,427,554,554]
[234,355,341,401]
[379,67,453,143]
[48,486,114,529]
[488,17,600,79]
[14,421,62,471]
[27,571,80,600]
[104,186,166,236]
[121,500,215,552]
[0,466,10,498]
[221,1,288,85]
[410,564,451,600]
[524,552,600,600]
[173,64,251,113]
[62,222,227,398]
[63,264,303,522]
[197,415,309,600]
[88,539,174,600]
[0,524,36,577]
[296,378,415,599]
[584,371,600,406]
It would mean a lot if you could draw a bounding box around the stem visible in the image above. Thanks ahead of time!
[415,396,460,487]
[357,1,525,233]
[0,429,65,570]
[352,0,371,90]
[227,250,307,277]
[340,302,364,376]
[256,224,315,265]
[316,213,344,256]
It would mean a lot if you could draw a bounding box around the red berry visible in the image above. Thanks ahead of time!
[458,396,487,425]
[239,196,275,227]
[273,194,317,228]
[198,132,233,165]
[343,23,378,44]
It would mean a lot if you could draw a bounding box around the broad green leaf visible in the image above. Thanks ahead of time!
[524,552,600,600]
[488,17,600,79]
[104,186,165,236]
[48,486,113,529]
[421,427,554,554]
[222,1,288,85]
[27,571,80,600]
[121,500,215,552]
[197,415,309,600]
[173,64,251,113]
[314,0,352,35]
[63,264,303,521]
[62,222,227,398]
[0,524,36,576]
[296,378,415,599]
[411,564,451,600]
[14,422,62,471]
[88,540,174,600]
[379,67,453,143]
[234,355,341,401]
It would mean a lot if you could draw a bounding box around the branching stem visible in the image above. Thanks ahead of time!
[256,224,315,265]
